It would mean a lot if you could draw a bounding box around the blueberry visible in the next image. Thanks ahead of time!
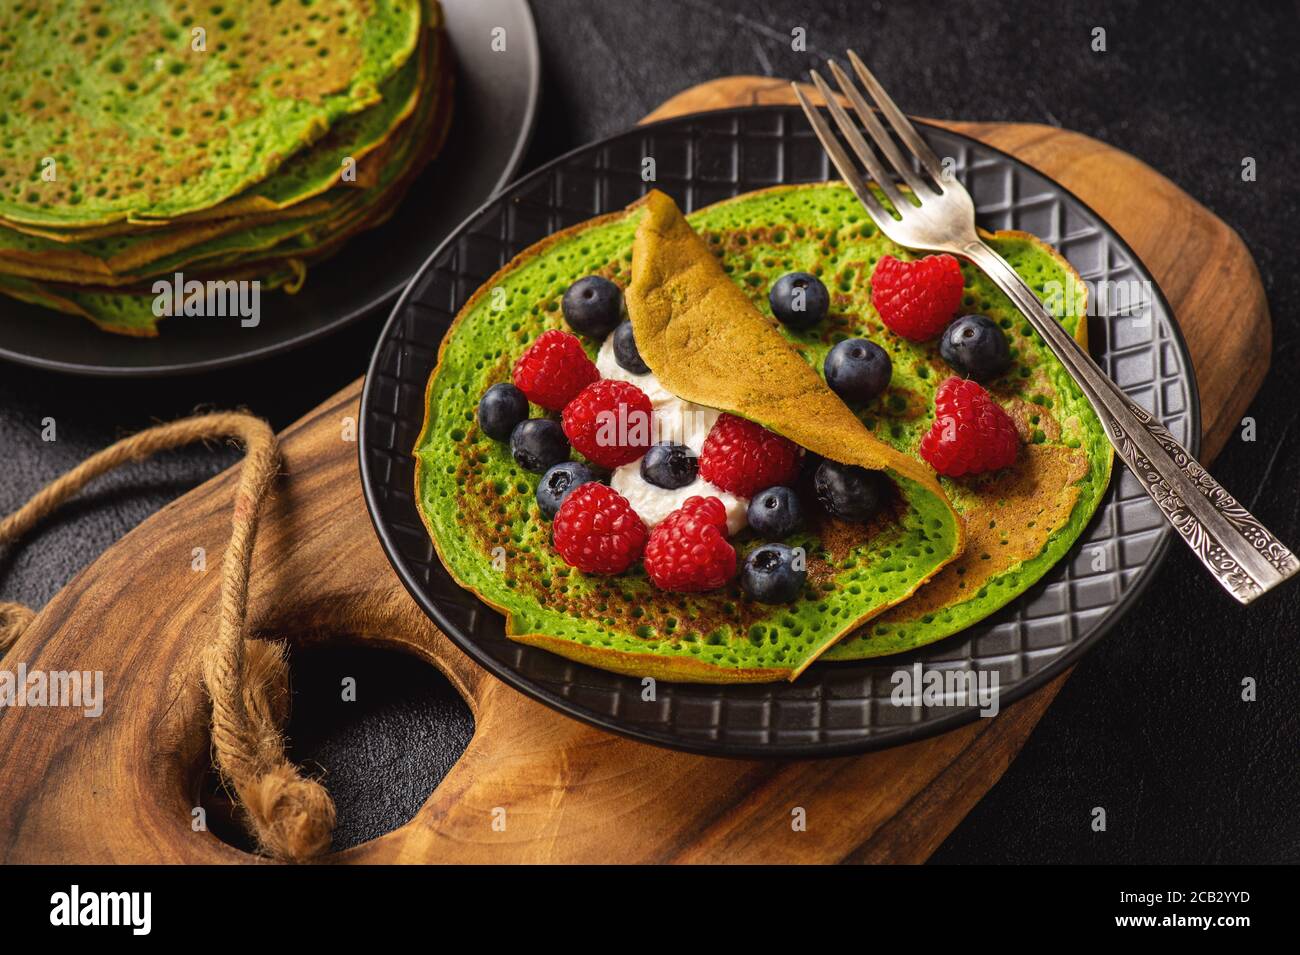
[640,442,697,489]
[562,275,623,340]
[740,543,807,603]
[747,486,803,539]
[477,382,529,441]
[509,418,569,473]
[814,460,889,523]
[769,272,829,329]
[824,338,892,404]
[612,320,650,375]
[940,314,1011,381]
[536,461,595,519]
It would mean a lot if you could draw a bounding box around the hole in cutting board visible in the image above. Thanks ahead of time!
[199,643,475,854]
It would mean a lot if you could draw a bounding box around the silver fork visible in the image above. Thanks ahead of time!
[794,51,1297,604]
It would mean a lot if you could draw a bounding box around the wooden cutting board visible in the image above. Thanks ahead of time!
[0,78,1269,863]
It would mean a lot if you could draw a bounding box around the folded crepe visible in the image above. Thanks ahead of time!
[414,184,1111,681]
[413,189,975,683]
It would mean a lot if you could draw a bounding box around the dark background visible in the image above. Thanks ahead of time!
[2,0,1297,862]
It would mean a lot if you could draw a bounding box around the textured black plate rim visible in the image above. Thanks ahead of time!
[360,105,1201,759]
[0,0,541,379]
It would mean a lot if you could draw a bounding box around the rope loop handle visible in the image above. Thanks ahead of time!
[0,412,335,861]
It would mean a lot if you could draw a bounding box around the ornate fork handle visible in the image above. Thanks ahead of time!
[961,239,1298,604]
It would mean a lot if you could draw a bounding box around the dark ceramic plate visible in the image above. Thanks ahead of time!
[0,0,540,377]
[360,105,1199,757]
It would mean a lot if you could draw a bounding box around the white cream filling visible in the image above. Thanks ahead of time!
[597,337,749,534]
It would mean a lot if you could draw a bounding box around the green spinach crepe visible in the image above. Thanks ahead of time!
[414,185,1111,682]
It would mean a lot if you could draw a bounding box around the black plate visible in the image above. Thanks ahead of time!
[360,106,1200,758]
[0,0,539,377]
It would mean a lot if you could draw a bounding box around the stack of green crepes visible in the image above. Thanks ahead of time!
[0,0,451,336]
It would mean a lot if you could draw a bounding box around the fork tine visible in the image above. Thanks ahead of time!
[791,82,890,224]
[827,59,934,198]
[807,70,906,211]
[847,50,946,187]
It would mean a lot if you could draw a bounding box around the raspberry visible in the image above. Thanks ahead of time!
[918,377,1021,477]
[552,483,647,575]
[871,253,964,341]
[561,379,653,469]
[643,497,737,592]
[698,413,801,498]
[512,329,599,411]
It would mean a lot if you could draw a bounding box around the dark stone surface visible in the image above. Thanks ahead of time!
[282,645,477,853]
[1,0,1296,862]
